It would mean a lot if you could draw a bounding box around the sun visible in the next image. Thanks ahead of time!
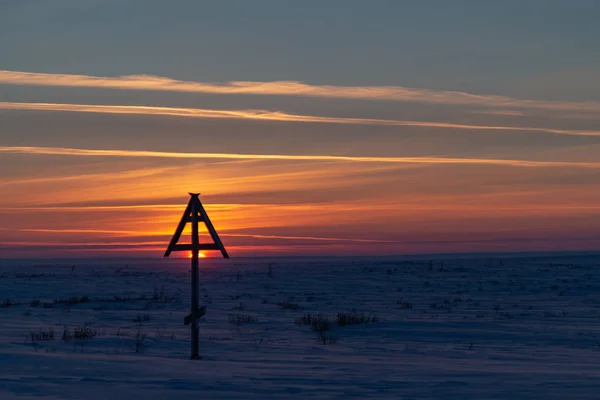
[187,251,206,258]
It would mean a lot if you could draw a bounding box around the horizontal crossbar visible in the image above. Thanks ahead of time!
[169,243,221,252]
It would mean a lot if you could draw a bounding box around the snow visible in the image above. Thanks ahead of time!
[1,254,600,399]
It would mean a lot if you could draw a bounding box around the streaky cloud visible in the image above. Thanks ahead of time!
[1,145,599,168]
[224,233,421,244]
[0,166,176,187]
[2,203,599,212]
[470,110,526,116]
[2,70,600,113]
[0,204,246,212]
[1,101,600,137]
[0,227,144,235]
[0,228,400,244]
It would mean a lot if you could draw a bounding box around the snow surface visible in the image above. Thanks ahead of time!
[2,254,600,399]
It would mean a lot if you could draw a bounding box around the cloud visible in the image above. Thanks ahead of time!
[0,204,187,211]
[3,230,600,249]
[2,101,600,137]
[0,227,401,244]
[0,166,176,187]
[3,203,599,213]
[0,227,144,235]
[470,110,526,116]
[1,145,599,168]
[2,70,600,113]
[222,233,400,243]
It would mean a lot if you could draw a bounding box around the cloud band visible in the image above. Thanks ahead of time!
[1,145,598,168]
[2,70,600,113]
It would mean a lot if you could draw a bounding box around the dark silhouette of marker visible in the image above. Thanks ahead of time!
[164,193,228,359]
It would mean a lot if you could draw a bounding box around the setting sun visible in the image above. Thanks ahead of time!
[187,251,206,258]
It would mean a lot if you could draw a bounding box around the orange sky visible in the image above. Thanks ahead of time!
[1,5,600,258]
[1,139,600,257]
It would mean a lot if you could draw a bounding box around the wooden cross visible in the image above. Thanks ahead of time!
[164,193,228,359]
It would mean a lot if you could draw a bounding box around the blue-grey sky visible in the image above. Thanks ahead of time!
[1,1,600,257]
[2,1,600,97]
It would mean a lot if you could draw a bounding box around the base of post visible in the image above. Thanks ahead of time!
[191,354,201,360]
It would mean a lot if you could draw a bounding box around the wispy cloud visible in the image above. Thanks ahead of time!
[3,203,599,213]
[223,233,413,244]
[0,227,402,244]
[470,110,526,116]
[2,101,600,137]
[0,227,145,235]
[0,167,175,187]
[0,205,191,211]
[1,145,599,168]
[2,70,600,113]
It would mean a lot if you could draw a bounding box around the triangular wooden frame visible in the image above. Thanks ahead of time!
[164,193,229,258]
[163,193,229,360]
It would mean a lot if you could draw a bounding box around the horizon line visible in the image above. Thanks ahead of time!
[2,249,600,261]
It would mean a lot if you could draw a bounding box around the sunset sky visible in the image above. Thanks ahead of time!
[1,1,600,257]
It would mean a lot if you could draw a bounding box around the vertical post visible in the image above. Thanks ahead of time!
[164,192,228,360]
[190,194,200,360]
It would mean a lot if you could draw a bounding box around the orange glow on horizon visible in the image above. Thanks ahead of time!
[2,133,600,258]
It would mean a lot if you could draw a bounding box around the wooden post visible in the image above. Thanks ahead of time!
[190,194,200,359]
[164,193,229,360]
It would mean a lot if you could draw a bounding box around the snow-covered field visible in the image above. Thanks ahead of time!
[2,254,600,399]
